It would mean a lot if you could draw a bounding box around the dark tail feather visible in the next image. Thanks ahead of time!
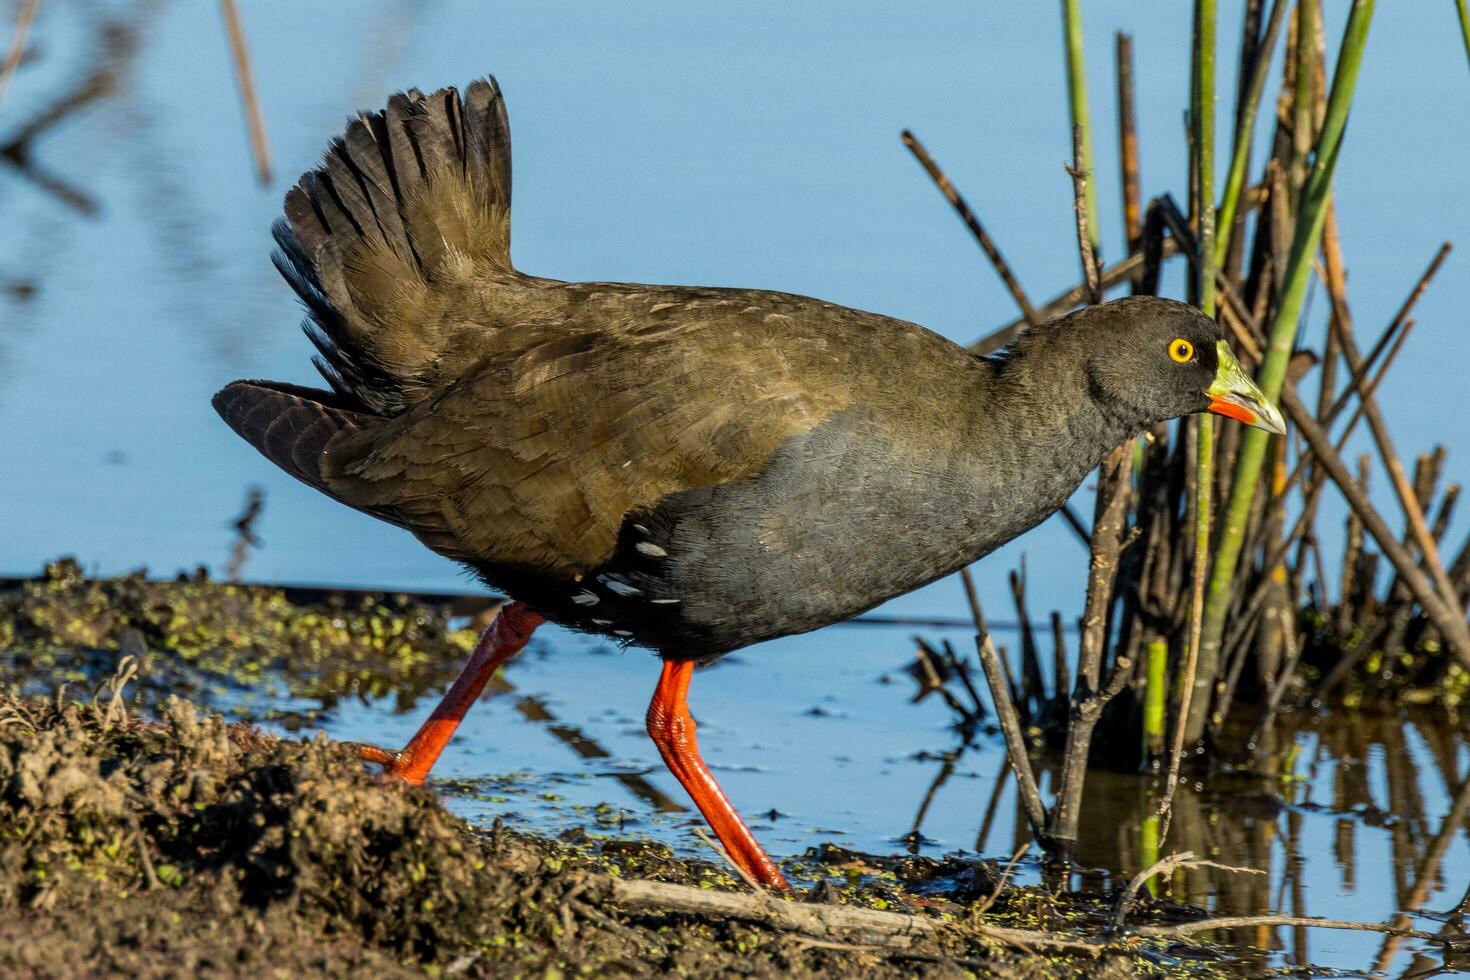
[212,381,374,494]
[272,78,515,415]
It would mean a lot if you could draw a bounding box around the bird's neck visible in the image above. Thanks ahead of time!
[978,342,1151,475]
[934,349,1150,558]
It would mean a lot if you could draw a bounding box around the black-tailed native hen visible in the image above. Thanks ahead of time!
[213,78,1284,889]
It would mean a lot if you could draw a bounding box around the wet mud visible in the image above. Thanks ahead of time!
[0,560,1273,977]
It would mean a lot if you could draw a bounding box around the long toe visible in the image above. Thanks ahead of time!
[349,742,424,785]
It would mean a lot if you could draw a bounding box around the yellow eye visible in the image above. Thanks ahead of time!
[1168,338,1194,363]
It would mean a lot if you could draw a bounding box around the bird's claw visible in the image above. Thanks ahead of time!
[348,742,424,785]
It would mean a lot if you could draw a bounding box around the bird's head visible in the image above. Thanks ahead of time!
[1071,295,1285,434]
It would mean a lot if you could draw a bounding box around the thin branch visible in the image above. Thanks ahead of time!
[692,826,760,889]
[975,843,1029,916]
[1114,32,1142,253]
[902,130,1038,327]
[1066,125,1103,303]
[974,629,1047,837]
[1111,850,1265,932]
[1132,914,1459,946]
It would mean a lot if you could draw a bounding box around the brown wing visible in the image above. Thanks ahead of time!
[319,314,854,577]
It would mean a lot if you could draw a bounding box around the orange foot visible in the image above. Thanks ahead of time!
[352,742,430,785]
[350,602,543,787]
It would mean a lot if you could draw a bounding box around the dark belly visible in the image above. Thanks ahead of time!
[475,409,1088,660]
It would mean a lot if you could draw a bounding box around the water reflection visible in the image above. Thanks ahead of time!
[896,702,1470,975]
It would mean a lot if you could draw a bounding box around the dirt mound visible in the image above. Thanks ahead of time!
[0,687,1168,977]
[0,689,552,973]
[0,564,1249,976]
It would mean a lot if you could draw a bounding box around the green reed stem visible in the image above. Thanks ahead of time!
[1169,0,1218,813]
[1458,0,1470,76]
[1191,0,1378,744]
[1215,0,1290,267]
[1144,638,1168,756]
[1140,815,1161,896]
[1062,0,1102,259]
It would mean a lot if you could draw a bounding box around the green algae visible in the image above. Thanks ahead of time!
[1,558,479,717]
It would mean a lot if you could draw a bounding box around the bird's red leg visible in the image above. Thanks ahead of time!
[646,659,790,889]
[354,601,543,784]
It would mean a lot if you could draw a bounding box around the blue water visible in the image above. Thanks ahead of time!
[4,2,1470,973]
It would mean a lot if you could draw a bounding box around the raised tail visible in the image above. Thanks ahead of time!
[274,78,516,416]
[212,381,375,495]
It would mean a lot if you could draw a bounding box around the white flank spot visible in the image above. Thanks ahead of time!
[599,575,642,597]
[592,618,612,626]
[636,542,668,557]
[614,630,633,637]
[571,591,599,606]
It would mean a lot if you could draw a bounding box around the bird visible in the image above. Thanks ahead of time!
[212,77,1284,890]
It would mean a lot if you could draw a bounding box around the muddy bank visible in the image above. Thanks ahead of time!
[0,562,1272,976]
[0,557,486,721]
[15,560,1464,975]
[0,687,1234,978]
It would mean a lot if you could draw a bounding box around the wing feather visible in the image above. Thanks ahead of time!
[321,317,851,576]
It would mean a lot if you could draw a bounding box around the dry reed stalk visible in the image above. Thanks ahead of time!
[902,130,1039,328]
[0,0,39,111]
[220,0,272,184]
